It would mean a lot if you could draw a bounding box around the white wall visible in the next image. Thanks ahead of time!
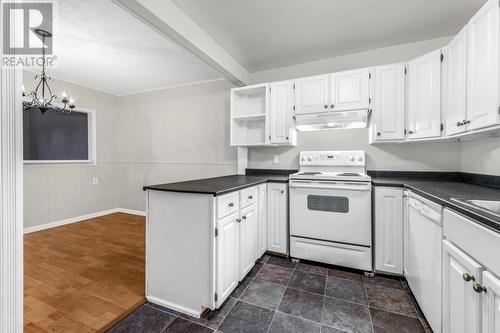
[461,136,500,176]
[23,71,120,228]
[115,79,238,211]
[248,36,462,172]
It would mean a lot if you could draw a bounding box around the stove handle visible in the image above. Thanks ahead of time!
[289,181,371,191]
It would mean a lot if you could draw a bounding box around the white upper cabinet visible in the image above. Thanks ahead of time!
[407,49,443,139]
[442,240,482,333]
[374,187,404,275]
[466,0,500,131]
[372,63,406,141]
[443,26,468,136]
[294,74,330,115]
[270,81,296,145]
[330,68,371,111]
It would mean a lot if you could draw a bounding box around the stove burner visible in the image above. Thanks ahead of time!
[298,172,322,175]
[337,172,361,177]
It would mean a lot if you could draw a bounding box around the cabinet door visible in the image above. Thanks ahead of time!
[407,49,442,139]
[467,0,500,131]
[372,64,406,141]
[270,80,295,145]
[216,212,239,306]
[239,204,257,280]
[257,184,267,258]
[374,188,404,275]
[330,68,370,111]
[443,240,482,333]
[267,183,288,255]
[482,271,500,333]
[443,26,468,136]
[294,74,330,115]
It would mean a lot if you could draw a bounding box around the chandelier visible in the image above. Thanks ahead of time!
[22,29,75,114]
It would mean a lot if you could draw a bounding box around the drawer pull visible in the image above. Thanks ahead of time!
[228,202,234,207]
[236,218,241,223]
[462,272,473,282]
[242,216,247,220]
[248,195,253,199]
[473,283,487,293]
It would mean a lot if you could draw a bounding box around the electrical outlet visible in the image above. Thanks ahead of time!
[272,155,279,164]
[92,177,99,185]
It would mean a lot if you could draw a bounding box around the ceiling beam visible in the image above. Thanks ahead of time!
[112,0,250,86]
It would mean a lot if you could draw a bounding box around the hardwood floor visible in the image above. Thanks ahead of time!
[24,212,146,332]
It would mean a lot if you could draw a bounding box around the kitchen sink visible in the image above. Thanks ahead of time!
[451,198,500,217]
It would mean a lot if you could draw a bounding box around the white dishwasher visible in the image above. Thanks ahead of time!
[405,192,443,333]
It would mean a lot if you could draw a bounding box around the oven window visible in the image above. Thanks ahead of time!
[307,195,349,213]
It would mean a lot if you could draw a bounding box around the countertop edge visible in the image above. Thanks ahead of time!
[144,178,271,196]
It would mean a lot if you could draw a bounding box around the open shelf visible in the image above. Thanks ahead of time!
[232,113,266,122]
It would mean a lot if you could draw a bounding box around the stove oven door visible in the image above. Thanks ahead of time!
[289,180,371,246]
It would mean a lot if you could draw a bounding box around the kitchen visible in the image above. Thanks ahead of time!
[2,0,500,332]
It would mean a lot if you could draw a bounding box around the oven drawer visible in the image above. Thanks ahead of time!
[290,236,372,271]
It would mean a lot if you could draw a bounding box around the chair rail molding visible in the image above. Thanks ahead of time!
[0,1,24,331]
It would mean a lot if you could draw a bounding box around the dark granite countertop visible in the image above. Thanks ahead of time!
[245,168,297,183]
[372,177,500,233]
[144,175,268,196]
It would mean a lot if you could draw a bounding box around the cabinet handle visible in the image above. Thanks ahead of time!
[228,202,234,207]
[456,121,464,127]
[473,283,487,293]
[324,105,328,109]
[280,190,285,194]
[242,216,247,220]
[330,104,334,109]
[463,120,470,125]
[236,218,241,223]
[248,195,253,199]
[408,130,414,134]
[462,272,474,282]
[377,132,381,136]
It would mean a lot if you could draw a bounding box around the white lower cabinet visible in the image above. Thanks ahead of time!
[267,182,288,255]
[442,240,482,333]
[239,204,257,280]
[215,212,240,307]
[257,184,267,257]
[482,271,500,333]
[374,187,404,275]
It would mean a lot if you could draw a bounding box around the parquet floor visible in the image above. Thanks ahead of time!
[24,213,146,333]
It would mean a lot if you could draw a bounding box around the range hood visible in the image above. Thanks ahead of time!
[295,109,370,132]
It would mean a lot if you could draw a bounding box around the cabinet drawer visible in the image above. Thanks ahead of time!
[444,208,500,277]
[240,186,258,208]
[217,192,239,220]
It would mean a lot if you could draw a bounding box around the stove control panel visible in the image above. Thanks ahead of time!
[299,151,366,167]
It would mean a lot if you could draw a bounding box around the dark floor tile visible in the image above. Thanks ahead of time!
[258,254,270,263]
[108,305,176,333]
[240,279,286,310]
[255,264,293,285]
[325,277,367,305]
[321,326,348,333]
[296,262,328,276]
[288,270,326,295]
[365,285,417,317]
[248,263,264,278]
[267,256,297,268]
[363,275,404,290]
[163,317,214,333]
[179,313,223,330]
[328,268,363,283]
[370,308,425,333]
[231,277,252,298]
[268,312,321,333]
[217,297,238,317]
[218,301,274,333]
[278,288,324,323]
[322,297,372,333]
[146,302,183,317]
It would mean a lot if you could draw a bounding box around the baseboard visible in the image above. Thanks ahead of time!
[146,295,202,318]
[23,208,146,234]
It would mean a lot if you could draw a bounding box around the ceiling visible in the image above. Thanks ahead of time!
[43,0,222,96]
[173,0,486,72]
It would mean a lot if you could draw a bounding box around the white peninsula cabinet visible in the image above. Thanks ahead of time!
[443,208,500,333]
[370,63,406,142]
[407,49,443,140]
[374,187,404,275]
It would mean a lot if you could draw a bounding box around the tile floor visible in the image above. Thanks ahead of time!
[108,254,432,333]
